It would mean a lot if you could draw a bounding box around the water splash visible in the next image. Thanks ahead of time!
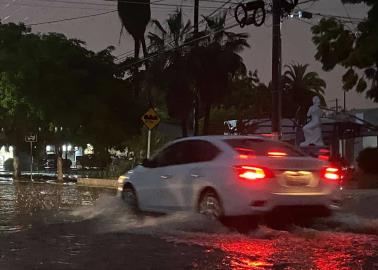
[70,195,228,235]
[313,213,378,235]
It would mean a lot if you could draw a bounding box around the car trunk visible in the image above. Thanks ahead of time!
[235,156,333,194]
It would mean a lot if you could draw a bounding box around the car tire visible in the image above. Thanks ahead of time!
[121,186,139,214]
[198,190,223,219]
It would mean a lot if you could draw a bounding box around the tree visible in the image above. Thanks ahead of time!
[281,63,326,121]
[189,13,249,134]
[118,0,150,59]
[311,0,378,101]
[147,9,193,136]
[0,23,143,180]
[118,0,151,101]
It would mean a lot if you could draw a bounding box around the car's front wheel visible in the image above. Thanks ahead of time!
[121,186,139,214]
[198,190,223,219]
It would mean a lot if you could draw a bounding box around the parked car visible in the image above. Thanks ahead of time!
[118,135,342,219]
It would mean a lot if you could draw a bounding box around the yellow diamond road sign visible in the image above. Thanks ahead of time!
[141,108,160,130]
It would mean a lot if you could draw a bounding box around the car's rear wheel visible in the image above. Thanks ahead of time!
[198,190,223,219]
[122,186,139,214]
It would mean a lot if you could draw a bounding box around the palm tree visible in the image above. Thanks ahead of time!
[281,63,326,121]
[189,12,249,134]
[147,9,193,136]
[118,0,151,100]
[118,0,150,59]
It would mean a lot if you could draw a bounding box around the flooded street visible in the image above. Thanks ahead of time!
[0,179,377,270]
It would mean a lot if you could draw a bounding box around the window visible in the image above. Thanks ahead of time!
[223,138,305,157]
[150,142,185,167]
[148,140,220,167]
[182,140,220,163]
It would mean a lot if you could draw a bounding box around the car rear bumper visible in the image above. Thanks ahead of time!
[223,190,342,216]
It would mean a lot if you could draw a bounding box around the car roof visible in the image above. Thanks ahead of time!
[172,135,271,143]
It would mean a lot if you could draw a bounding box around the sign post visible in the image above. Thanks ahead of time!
[25,134,37,181]
[141,108,160,159]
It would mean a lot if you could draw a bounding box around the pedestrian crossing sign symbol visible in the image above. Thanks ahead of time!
[141,108,160,130]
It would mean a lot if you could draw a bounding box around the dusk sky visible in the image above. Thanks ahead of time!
[1,0,377,110]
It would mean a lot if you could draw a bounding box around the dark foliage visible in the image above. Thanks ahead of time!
[356,147,378,174]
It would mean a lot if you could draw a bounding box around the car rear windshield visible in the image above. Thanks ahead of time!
[223,138,305,157]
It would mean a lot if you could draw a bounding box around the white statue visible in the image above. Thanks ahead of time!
[300,96,324,147]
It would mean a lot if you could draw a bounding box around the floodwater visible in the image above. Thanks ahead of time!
[0,178,377,270]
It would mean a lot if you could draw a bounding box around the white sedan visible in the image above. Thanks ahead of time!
[117,135,342,218]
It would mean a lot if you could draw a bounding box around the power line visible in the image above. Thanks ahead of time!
[116,14,237,62]
[341,1,358,32]
[108,0,240,5]
[118,10,270,70]
[115,0,241,61]
[0,2,113,11]
[313,12,364,22]
[22,0,230,10]
[297,0,318,6]
[8,0,219,27]
[25,9,117,26]
[24,10,117,26]
[296,0,318,10]
[118,20,241,70]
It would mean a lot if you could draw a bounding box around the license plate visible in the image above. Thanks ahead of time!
[283,171,312,186]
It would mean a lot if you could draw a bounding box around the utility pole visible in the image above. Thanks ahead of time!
[193,0,200,135]
[336,98,338,113]
[271,0,282,140]
[194,0,199,33]
[343,91,346,111]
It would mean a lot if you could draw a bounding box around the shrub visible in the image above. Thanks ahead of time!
[356,147,378,174]
[4,158,14,171]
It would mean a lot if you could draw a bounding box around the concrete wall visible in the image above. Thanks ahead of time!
[77,178,117,189]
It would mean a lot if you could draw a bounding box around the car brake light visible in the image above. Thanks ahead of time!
[235,147,255,159]
[234,165,274,181]
[318,155,329,161]
[267,151,288,157]
[321,166,341,180]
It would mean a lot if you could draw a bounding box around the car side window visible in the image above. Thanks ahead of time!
[149,140,220,167]
[182,140,220,164]
[150,142,186,167]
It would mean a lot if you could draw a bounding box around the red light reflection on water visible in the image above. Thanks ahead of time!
[165,231,378,270]
[216,240,276,269]
[310,232,378,270]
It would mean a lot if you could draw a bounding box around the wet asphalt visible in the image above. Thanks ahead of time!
[0,179,377,270]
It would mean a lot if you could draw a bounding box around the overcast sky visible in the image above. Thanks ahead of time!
[1,0,377,110]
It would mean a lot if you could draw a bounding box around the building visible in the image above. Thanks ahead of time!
[224,107,378,165]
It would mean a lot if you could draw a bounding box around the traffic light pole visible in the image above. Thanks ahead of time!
[271,0,282,140]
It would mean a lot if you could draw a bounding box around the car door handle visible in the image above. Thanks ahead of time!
[160,175,172,180]
[190,174,202,179]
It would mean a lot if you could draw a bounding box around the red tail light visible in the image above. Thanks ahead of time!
[235,147,255,159]
[267,151,288,157]
[321,166,341,181]
[234,165,274,181]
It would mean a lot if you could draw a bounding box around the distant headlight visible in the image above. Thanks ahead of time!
[117,175,128,183]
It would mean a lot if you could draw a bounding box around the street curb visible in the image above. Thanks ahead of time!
[77,178,118,189]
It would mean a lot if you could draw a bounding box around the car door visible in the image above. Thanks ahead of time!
[136,141,186,213]
[159,140,221,212]
[148,141,190,212]
[175,140,221,210]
